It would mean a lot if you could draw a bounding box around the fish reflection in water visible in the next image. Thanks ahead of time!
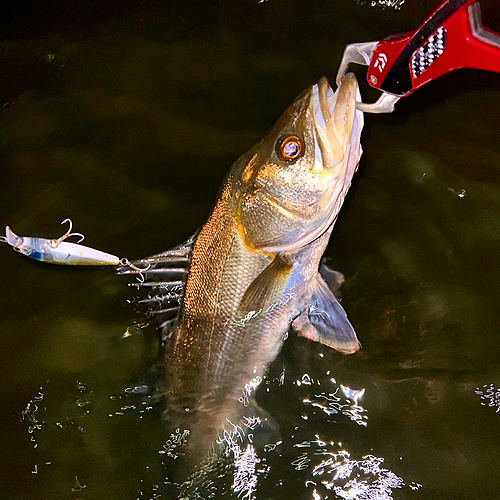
[120,73,364,493]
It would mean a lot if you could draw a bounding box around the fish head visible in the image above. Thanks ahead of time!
[232,73,363,252]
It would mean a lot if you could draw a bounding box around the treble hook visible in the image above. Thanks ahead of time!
[119,258,151,283]
[49,218,85,248]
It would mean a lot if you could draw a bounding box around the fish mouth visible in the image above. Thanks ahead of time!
[310,74,360,171]
[304,74,362,245]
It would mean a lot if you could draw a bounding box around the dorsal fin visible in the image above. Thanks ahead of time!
[117,232,197,342]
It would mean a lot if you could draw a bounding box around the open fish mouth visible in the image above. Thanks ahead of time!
[310,74,360,170]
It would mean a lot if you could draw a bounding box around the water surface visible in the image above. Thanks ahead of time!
[2,1,500,498]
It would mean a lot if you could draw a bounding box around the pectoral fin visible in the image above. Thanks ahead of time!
[292,274,360,354]
[239,255,292,314]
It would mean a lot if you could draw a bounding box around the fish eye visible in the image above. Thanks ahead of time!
[277,135,303,162]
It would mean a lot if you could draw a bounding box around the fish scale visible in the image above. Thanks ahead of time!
[168,185,334,426]
[173,184,272,398]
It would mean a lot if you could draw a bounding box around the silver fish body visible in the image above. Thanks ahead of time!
[124,74,364,453]
[166,218,336,453]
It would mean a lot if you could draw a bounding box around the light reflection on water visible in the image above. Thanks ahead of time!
[21,380,94,437]
[21,388,45,450]
[299,373,368,427]
[178,417,269,500]
[4,0,500,498]
[217,420,264,500]
[356,0,406,10]
[311,450,405,499]
[290,369,410,499]
[475,384,500,412]
[19,380,97,482]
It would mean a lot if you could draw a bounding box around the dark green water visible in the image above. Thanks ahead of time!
[2,0,500,498]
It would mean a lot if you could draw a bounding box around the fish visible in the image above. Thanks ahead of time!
[119,73,364,462]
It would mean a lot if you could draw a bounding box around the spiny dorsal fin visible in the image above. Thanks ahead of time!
[238,254,293,314]
[292,273,360,354]
[118,232,197,340]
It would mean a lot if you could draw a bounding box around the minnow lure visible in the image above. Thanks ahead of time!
[0,219,120,265]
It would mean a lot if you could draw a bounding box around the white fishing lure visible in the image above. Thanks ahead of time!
[0,219,120,265]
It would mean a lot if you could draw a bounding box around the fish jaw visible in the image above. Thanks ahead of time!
[286,73,364,251]
[312,74,361,173]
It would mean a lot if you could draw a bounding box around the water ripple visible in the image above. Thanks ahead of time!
[311,450,404,500]
[475,383,500,412]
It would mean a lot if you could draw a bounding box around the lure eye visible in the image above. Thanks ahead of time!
[277,135,303,162]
